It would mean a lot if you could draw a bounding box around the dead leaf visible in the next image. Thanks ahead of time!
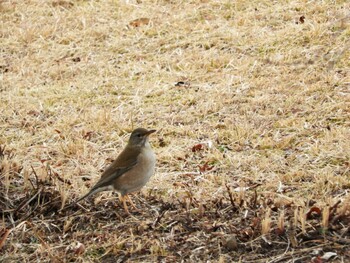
[274,197,293,208]
[74,242,85,255]
[250,217,260,228]
[129,18,150,27]
[27,110,40,116]
[296,15,305,24]
[175,81,190,88]
[173,182,187,187]
[72,57,81,62]
[179,173,195,179]
[306,206,322,219]
[275,227,285,235]
[311,256,324,263]
[321,252,337,261]
[198,161,214,172]
[63,218,73,232]
[83,131,94,140]
[242,228,254,237]
[192,143,204,152]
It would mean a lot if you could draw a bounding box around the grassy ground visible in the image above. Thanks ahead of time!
[1,0,350,262]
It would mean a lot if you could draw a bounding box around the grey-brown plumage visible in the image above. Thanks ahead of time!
[71,128,156,213]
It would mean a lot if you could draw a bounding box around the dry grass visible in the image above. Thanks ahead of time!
[1,0,350,262]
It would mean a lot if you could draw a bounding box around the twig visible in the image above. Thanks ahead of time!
[30,165,40,190]
[13,188,42,214]
[225,184,236,210]
[329,200,341,219]
[153,207,168,227]
[251,189,257,209]
[0,145,5,159]
[0,229,10,249]
[328,236,350,245]
[53,170,72,185]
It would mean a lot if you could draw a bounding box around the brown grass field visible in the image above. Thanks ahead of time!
[1,0,350,262]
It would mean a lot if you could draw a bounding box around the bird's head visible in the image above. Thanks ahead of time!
[128,128,156,147]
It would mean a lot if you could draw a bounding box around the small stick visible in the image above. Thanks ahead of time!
[0,229,10,249]
[225,184,235,209]
[13,188,42,214]
[30,165,40,190]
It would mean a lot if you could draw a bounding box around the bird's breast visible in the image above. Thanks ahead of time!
[136,146,156,178]
[113,146,155,195]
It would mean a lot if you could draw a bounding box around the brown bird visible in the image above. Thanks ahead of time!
[70,128,156,213]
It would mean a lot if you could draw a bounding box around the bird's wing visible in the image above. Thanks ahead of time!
[67,145,141,207]
[89,145,140,191]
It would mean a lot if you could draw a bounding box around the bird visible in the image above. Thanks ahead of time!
[68,128,156,214]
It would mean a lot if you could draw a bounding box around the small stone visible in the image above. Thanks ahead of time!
[224,235,238,251]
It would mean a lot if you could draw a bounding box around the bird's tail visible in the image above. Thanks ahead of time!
[61,186,113,211]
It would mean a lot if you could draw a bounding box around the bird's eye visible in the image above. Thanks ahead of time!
[137,134,142,138]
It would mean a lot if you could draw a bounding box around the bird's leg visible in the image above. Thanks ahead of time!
[119,195,130,214]
[119,194,142,216]
[126,194,139,210]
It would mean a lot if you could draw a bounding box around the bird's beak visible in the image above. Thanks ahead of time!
[145,129,156,136]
